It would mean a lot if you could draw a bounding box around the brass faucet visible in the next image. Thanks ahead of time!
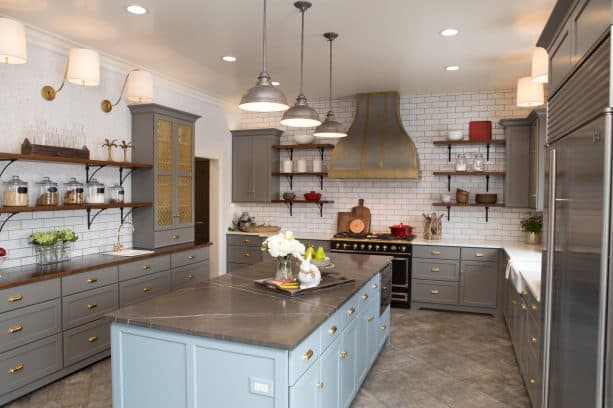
[114,221,135,252]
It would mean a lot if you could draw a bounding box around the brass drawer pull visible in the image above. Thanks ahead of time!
[431,250,441,255]
[431,289,439,294]
[88,336,99,343]
[361,293,369,301]
[143,287,151,293]
[8,325,23,334]
[511,299,517,305]
[315,382,325,389]
[87,303,97,309]
[367,316,375,322]
[303,349,314,361]
[143,264,152,270]
[475,252,485,257]
[242,253,251,257]
[328,326,337,335]
[87,277,98,284]
[188,255,195,260]
[7,294,23,303]
[529,378,536,384]
[531,304,537,311]
[372,283,378,289]
[521,304,527,310]
[380,325,387,331]
[531,336,537,343]
[187,274,195,279]
[347,307,355,316]
[9,364,24,374]
[431,267,440,272]
[339,351,348,359]
[171,235,180,240]
[243,239,251,244]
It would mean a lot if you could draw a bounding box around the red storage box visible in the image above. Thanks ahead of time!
[469,121,492,141]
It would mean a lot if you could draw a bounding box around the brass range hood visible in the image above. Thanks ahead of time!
[328,91,420,179]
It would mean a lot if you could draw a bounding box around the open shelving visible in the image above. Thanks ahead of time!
[272,143,334,160]
[271,199,334,217]
[432,202,504,222]
[432,139,505,161]
[433,171,505,191]
[271,172,328,190]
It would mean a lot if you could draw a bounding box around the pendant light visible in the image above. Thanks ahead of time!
[280,1,322,128]
[531,47,549,83]
[314,32,346,138]
[239,0,289,112]
[516,76,544,107]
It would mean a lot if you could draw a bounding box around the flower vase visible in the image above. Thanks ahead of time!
[276,256,292,280]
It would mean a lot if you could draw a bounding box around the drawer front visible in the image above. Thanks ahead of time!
[227,246,263,264]
[0,299,61,354]
[412,280,459,305]
[289,326,321,385]
[527,313,539,359]
[63,319,110,367]
[62,266,118,296]
[0,334,62,396]
[227,262,248,273]
[377,305,391,350]
[118,255,171,281]
[171,247,210,269]
[0,279,61,314]
[171,261,210,291]
[155,227,194,247]
[62,284,119,330]
[413,259,459,281]
[227,234,263,247]
[526,288,539,321]
[341,294,360,327]
[367,273,382,302]
[461,247,499,263]
[413,245,460,260]
[119,270,171,307]
[320,307,345,352]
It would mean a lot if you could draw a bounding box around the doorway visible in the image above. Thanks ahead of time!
[195,157,210,244]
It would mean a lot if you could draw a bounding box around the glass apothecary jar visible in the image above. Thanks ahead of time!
[472,153,484,171]
[63,178,85,205]
[455,153,467,172]
[108,184,125,204]
[85,178,106,204]
[3,176,29,207]
[36,177,59,206]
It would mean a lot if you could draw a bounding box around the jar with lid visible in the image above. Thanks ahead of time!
[86,179,106,204]
[455,153,467,172]
[2,176,29,207]
[36,177,59,206]
[108,184,125,204]
[472,153,484,171]
[63,178,85,205]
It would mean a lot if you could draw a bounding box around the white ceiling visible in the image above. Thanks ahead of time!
[0,0,556,103]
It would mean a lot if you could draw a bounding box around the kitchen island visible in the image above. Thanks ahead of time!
[107,253,392,408]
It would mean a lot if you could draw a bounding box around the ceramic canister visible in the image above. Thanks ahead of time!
[282,160,293,173]
[296,159,307,173]
[312,158,322,173]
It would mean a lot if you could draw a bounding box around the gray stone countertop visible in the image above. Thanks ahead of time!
[106,253,392,350]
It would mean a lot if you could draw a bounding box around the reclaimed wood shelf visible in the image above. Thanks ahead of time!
[433,171,505,191]
[432,202,505,222]
[272,172,328,189]
[432,139,505,161]
[272,144,334,160]
[271,199,334,217]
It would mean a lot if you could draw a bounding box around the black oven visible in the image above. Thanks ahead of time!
[379,263,393,314]
[391,257,411,308]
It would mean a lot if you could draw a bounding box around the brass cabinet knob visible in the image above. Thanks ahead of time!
[529,378,536,384]
[475,252,485,257]
[243,239,251,244]
[188,255,195,260]
[87,303,97,310]
[303,349,314,361]
[431,289,439,294]
[7,294,23,303]
[531,336,537,343]
[380,325,387,331]
[347,307,355,316]
[171,235,180,240]
[328,326,337,335]
[87,277,98,284]
[339,351,348,359]
[431,267,440,272]
[143,264,152,270]
[521,304,528,310]
[315,382,325,389]
[88,336,99,343]
[187,274,194,279]
[367,316,375,322]
[361,293,369,301]
[511,299,517,305]
[143,287,151,293]
[431,250,441,255]
[531,304,537,311]
[9,364,24,374]
[8,325,23,334]
[372,283,378,289]
[242,253,251,257]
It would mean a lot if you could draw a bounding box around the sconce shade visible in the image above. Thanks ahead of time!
[127,70,154,103]
[0,17,27,64]
[516,76,544,107]
[66,48,100,86]
[531,47,549,83]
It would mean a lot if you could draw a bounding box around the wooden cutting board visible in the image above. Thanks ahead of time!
[351,199,371,233]
[337,212,352,233]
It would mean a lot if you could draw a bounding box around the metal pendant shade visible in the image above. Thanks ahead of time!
[280,1,321,128]
[239,0,289,112]
[314,32,347,138]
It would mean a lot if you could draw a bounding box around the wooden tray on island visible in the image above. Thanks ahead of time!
[254,272,355,296]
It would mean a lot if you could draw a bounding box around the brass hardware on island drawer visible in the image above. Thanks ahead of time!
[531,336,537,343]
[87,303,97,309]
[431,250,441,255]
[243,239,251,244]
[303,349,314,361]
[88,336,99,343]
[8,325,23,334]
[347,307,355,316]
[188,255,195,260]
[328,326,337,335]
[143,264,152,270]
[315,382,325,389]
[171,235,180,239]
[431,267,440,272]
[9,364,24,374]
[87,277,98,284]
[475,252,485,257]
[187,274,194,279]
[367,316,374,322]
[242,253,251,257]
[372,283,378,289]
[7,294,23,303]
[143,287,151,293]
[339,351,348,359]
[380,325,387,331]
[431,289,439,294]
[361,293,369,300]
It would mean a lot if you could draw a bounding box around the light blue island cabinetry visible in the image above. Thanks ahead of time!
[109,255,391,408]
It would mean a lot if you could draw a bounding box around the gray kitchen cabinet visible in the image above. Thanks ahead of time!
[529,110,547,210]
[459,261,498,308]
[226,234,264,272]
[130,104,201,249]
[549,21,573,92]
[171,261,210,290]
[231,128,282,203]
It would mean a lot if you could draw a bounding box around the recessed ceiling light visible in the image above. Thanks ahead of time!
[445,65,460,71]
[271,81,280,86]
[222,56,237,62]
[440,28,459,37]
[126,4,148,15]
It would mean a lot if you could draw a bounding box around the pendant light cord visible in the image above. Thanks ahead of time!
[262,0,267,72]
[328,37,333,109]
[299,8,305,94]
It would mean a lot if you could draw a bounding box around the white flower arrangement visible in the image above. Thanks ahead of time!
[261,231,305,259]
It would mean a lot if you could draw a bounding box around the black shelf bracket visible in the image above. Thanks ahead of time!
[119,167,136,186]
[86,164,106,183]
[0,212,18,232]
[287,148,294,161]
[86,208,106,229]
[447,145,452,162]
[486,175,490,192]
[319,147,325,161]
[447,175,451,192]
[0,159,17,179]
[318,202,324,217]
[120,207,135,224]
[286,175,294,190]
[319,175,324,190]
[446,206,451,221]
[485,206,490,222]
[282,201,294,216]
[486,143,491,161]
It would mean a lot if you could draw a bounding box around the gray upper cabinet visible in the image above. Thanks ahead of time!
[231,129,281,202]
[500,109,547,209]
[129,104,201,249]
[549,21,573,92]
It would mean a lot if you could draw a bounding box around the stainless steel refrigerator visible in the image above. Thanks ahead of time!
[542,109,613,407]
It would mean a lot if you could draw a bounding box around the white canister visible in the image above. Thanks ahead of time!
[296,159,307,173]
[282,160,293,173]
[312,158,322,173]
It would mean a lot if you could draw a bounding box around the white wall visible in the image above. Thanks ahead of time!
[0,29,233,274]
[234,90,536,242]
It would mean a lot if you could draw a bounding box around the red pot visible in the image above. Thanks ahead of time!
[304,191,322,201]
[389,223,413,237]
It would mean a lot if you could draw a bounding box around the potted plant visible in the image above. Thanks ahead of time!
[28,229,78,265]
[520,214,543,245]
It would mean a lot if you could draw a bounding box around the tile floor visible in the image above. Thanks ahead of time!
[6,309,530,408]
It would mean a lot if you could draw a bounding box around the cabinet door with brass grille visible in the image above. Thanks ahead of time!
[175,123,194,227]
[155,118,175,229]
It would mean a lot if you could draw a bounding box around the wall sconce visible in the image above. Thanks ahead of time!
[0,17,27,64]
[100,69,154,113]
[41,48,100,101]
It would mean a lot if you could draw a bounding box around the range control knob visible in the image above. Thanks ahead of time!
[353,244,358,250]
[360,244,365,250]
[375,245,380,250]
[400,246,407,252]
[335,242,341,249]
[343,243,348,249]
[382,245,388,251]
[368,245,373,250]
[390,245,397,252]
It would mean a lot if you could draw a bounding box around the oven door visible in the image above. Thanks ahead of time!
[380,263,393,315]
[391,257,410,307]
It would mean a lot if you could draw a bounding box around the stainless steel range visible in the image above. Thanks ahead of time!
[330,232,413,308]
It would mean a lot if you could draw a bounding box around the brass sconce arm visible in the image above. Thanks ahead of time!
[41,64,69,101]
[100,70,134,113]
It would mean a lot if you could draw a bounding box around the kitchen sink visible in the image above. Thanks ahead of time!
[103,249,155,257]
